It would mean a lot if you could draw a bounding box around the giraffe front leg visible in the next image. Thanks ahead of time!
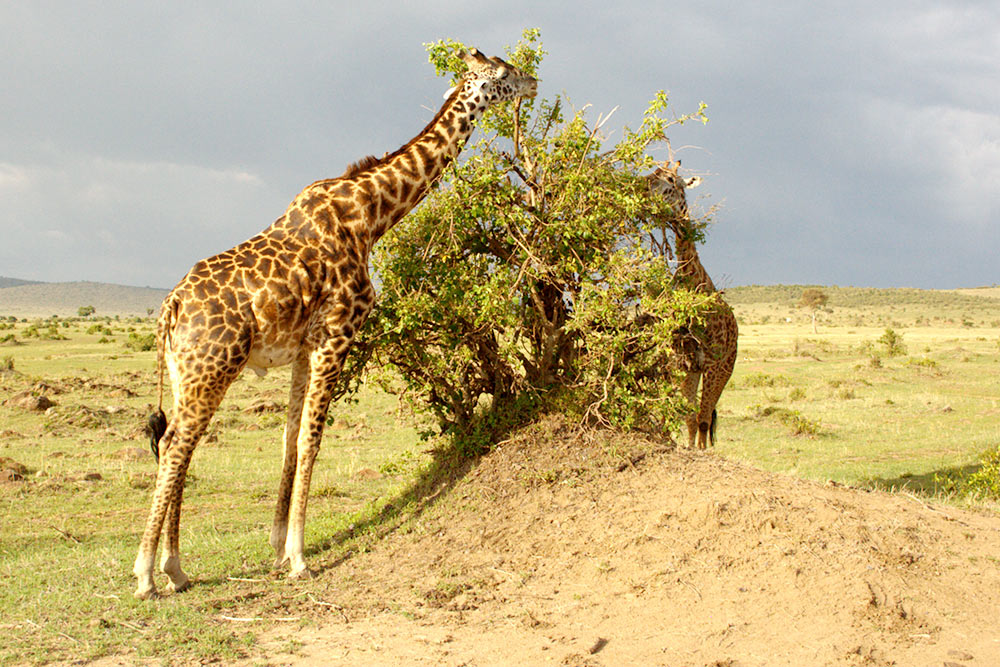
[271,353,309,570]
[284,330,359,580]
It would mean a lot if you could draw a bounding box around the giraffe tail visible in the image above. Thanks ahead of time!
[145,296,174,463]
[709,408,718,447]
[146,409,167,462]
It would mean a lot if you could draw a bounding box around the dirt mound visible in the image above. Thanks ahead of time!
[261,416,1000,665]
[3,390,56,411]
[0,457,28,483]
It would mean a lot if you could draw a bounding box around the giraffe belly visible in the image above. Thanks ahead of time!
[246,338,302,376]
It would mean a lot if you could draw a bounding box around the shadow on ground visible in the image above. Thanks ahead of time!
[863,463,981,496]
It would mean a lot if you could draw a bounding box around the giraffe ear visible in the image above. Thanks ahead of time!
[443,85,457,99]
[685,176,703,190]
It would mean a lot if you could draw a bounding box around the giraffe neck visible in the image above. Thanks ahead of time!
[672,214,717,294]
[357,86,488,244]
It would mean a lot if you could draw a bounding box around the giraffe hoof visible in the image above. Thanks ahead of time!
[164,577,192,595]
[134,585,159,600]
[288,566,316,581]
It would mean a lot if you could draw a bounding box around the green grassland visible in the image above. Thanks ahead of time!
[1,285,998,663]
[719,285,1000,491]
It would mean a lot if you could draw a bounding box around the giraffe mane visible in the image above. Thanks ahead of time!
[340,155,381,178]
[337,84,468,180]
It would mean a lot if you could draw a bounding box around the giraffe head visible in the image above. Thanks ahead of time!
[648,161,702,218]
[446,48,538,107]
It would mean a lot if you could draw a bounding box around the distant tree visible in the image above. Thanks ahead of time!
[77,305,96,317]
[798,288,828,333]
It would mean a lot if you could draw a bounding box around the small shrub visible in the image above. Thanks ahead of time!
[750,405,822,436]
[379,449,417,476]
[964,446,1000,499]
[124,332,156,352]
[741,372,789,388]
[788,387,806,401]
[906,357,939,370]
[877,328,907,357]
[0,355,14,371]
[42,324,68,340]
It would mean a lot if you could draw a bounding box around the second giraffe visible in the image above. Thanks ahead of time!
[648,161,738,449]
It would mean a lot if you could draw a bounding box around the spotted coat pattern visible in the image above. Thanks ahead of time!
[133,49,537,599]
[649,162,738,449]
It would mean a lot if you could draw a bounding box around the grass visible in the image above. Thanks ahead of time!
[0,316,428,663]
[716,291,1000,493]
[1,289,999,662]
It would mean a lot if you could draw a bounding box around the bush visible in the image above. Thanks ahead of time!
[877,327,906,356]
[340,31,712,448]
[741,372,789,388]
[749,405,822,436]
[124,332,156,352]
[964,446,1000,499]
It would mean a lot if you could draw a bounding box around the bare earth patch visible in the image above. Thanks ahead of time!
[227,416,1000,666]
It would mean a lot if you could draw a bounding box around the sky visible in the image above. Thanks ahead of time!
[2,1,998,290]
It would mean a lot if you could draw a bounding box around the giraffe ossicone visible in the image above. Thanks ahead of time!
[648,161,738,449]
[133,47,536,600]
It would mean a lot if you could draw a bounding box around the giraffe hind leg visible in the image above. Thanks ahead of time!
[696,353,736,449]
[134,375,234,598]
[160,445,195,594]
[680,370,702,449]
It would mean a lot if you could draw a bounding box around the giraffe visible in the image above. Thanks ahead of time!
[648,161,738,449]
[134,48,537,599]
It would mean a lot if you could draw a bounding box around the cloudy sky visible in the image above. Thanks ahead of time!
[2,1,997,289]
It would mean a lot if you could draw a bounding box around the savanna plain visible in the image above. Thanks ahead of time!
[2,285,999,666]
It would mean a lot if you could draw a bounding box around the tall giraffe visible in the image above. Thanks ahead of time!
[648,161,738,449]
[134,49,537,599]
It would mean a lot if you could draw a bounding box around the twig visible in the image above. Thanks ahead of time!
[226,576,265,583]
[49,525,82,544]
[677,577,703,601]
[901,492,949,516]
[115,620,147,633]
[308,594,350,621]
[218,615,300,623]
[489,566,519,580]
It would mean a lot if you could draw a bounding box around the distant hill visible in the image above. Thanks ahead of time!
[0,280,169,317]
[0,276,44,289]
[725,284,1000,308]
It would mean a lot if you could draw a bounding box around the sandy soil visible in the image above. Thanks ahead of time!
[242,416,1000,666]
